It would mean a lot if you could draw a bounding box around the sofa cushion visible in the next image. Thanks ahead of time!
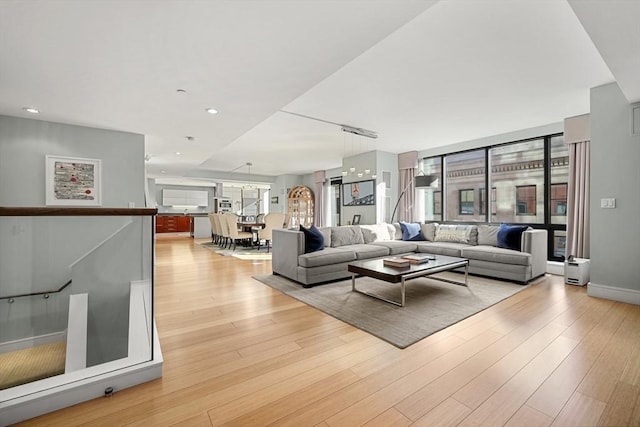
[298,247,356,268]
[461,245,531,266]
[360,224,392,243]
[434,224,477,245]
[400,221,425,241]
[330,226,364,247]
[338,244,390,260]
[367,240,418,255]
[416,242,469,257]
[421,223,438,241]
[299,225,325,253]
[477,224,500,246]
[497,224,528,251]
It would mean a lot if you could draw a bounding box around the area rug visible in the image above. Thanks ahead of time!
[198,242,272,260]
[253,273,529,348]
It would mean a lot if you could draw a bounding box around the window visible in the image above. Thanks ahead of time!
[550,135,569,225]
[551,183,568,216]
[490,139,544,223]
[417,157,442,222]
[433,191,442,216]
[459,189,474,215]
[445,149,485,221]
[553,230,567,258]
[516,185,536,215]
[479,187,497,216]
[419,133,566,261]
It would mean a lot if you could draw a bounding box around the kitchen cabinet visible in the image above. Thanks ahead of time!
[156,215,192,233]
[162,189,209,207]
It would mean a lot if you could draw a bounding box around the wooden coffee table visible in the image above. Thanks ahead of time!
[347,255,469,307]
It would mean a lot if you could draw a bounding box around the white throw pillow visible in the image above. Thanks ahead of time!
[360,224,392,243]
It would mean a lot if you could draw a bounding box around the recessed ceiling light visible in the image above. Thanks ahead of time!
[206,108,218,115]
[23,107,39,114]
[161,170,167,174]
[176,89,186,93]
[185,136,194,141]
[175,152,181,155]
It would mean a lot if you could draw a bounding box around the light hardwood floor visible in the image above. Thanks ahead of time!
[19,235,640,426]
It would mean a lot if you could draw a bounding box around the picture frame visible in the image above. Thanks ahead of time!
[271,196,279,204]
[352,214,361,225]
[45,155,102,206]
[342,180,375,206]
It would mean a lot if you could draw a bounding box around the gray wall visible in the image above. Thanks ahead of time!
[342,151,377,225]
[0,115,145,207]
[376,151,399,223]
[270,174,304,215]
[589,83,640,294]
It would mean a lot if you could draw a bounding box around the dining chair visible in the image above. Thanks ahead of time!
[258,212,286,252]
[225,213,253,250]
[208,213,217,243]
[213,213,223,246]
[218,213,230,248]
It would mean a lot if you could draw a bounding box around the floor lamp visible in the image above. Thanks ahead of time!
[390,174,438,223]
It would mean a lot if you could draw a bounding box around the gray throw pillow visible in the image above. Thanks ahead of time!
[477,225,500,246]
[330,226,365,247]
[420,223,438,241]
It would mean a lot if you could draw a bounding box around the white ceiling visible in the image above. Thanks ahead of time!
[1,0,637,186]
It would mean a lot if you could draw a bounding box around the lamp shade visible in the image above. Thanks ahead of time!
[415,175,438,188]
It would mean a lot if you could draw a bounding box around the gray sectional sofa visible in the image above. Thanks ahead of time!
[272,223,547,287]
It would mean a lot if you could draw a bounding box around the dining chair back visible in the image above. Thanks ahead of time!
[258,212,286,252]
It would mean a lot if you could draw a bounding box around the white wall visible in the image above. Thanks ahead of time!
[588,82,640,303]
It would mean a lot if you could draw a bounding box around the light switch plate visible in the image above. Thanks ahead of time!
[600,198,616,208]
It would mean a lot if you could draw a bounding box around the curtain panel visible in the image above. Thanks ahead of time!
[564,114,590,258]
[566,140,590,258]
[397,151,418,222]
[313,170,325,227]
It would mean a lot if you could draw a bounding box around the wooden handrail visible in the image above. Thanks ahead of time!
[0,279,72,301]
[0,207,157,216]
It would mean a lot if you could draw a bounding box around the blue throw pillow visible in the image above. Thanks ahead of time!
[399,221,425,241]
[496,224,528,251]
[299,225,325,253]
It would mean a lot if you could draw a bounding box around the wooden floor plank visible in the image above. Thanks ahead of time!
[457,335,579,426]
[395,296,579,421]
[504,405,553,427]
[410,397,472,427]
[526,301,628,418]
[596,381,640,426]
[14,235,640,427]
[551,391,606,427]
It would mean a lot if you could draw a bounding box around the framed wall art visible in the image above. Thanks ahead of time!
[342,180,375,206]
[45,155,102,206]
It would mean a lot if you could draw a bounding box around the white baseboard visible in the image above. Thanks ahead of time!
[546,261,564,276]
[588,282,640,305]
[0,331,66,355]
